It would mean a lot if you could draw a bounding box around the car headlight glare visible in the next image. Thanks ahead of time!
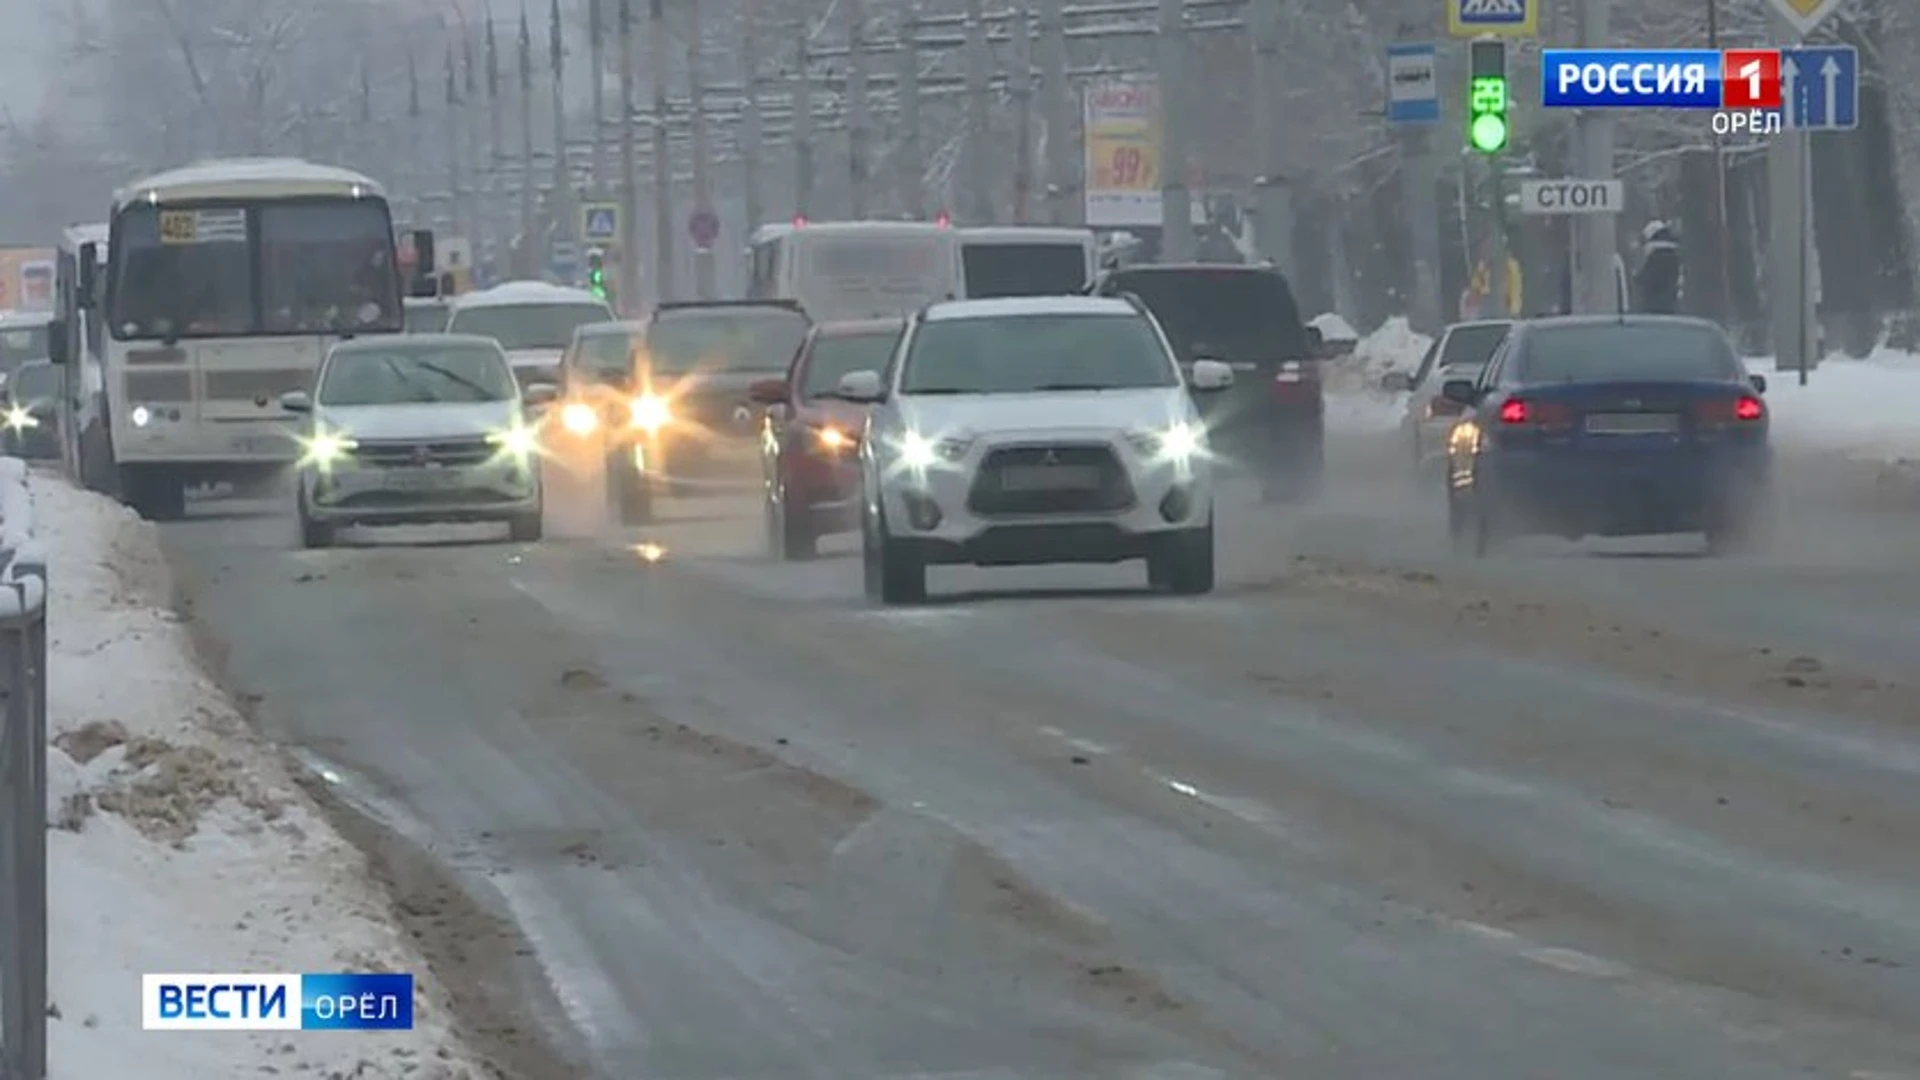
[299,431,357,468]
[629,394,670,431]
[560,401,599,435]
[897,431,970,469]
[1129,422,1204,462]
[130,405,152,427]
[488,423,541,460]
[815,425,850,451]
[5,406,37,430]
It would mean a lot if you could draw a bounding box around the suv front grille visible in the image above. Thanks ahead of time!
[967,444,1133,515]
[352,437,495,467]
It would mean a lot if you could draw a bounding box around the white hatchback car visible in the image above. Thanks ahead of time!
[281,334,553,548]
[841,295,1233,604]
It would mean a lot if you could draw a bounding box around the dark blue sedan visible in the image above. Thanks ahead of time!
[1441,315,1771,557]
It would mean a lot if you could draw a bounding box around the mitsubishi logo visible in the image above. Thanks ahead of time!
[1623,398,1641,408]
[1041,449,1060,464]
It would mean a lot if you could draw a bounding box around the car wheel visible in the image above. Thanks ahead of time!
[123,465,187,522]
[780,497,818,561]
[613,456,654,525]
[1448,490,1488,558]
[1149,519,1215,595]
[862,499,924,605]
[1704,489,1770,556]
[507,507,543,543]
[296,491,334,550]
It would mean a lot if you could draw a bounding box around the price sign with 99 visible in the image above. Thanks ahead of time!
[1104,145,1154,188]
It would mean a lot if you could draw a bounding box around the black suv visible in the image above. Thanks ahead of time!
[1089,263,1322,500]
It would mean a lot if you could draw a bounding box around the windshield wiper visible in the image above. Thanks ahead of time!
[413,359,499,400]
[1033,383,1124,391]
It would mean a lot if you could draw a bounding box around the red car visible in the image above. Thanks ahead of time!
[751,318,904,559]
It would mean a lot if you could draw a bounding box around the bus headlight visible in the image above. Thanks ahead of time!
[559,401,599,435]
[629,394,670,432]
[130,405,153,427]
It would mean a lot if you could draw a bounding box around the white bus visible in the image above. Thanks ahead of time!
[53,223,110,490]
[55,158,411,519]
[746,220,961,322]
[955,226,1097,297]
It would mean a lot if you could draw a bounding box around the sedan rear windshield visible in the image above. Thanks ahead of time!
[1518,325,1742,383]
[901,313,1177,394]
[1106,268,1308,363]
[645,307,811,374]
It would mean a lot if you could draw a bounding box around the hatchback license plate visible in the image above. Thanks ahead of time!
[386,467,460,491]
[1585,412,1679,434]
[999,464,1102,491]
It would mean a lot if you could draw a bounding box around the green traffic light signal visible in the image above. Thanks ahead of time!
[1470,111,1508,152]
[1467,74,1508,154]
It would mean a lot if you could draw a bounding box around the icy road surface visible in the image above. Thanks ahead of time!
[158,431,1920,1079]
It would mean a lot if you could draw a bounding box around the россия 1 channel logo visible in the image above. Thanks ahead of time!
[1542,48,1786,137]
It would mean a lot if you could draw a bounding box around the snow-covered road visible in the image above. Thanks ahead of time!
[27,468,484,1078]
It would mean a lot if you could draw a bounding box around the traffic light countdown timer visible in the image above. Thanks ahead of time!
[1468,39,1509,154]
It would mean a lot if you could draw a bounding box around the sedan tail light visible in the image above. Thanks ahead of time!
[1271,360,1321,402]
[1693,394,1766,426]
[1498,397,1573,431]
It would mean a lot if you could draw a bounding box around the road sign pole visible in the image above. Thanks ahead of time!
[1386,38,1440,329]
[689,0,717,300]
[1572,0,1616,315]
[1768,11,1814,379]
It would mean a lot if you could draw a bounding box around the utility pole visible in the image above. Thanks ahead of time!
[1573,2,1616,315]
[1155,0,1192,259]
[1767,6,1815,380]
[896,2,925,217]
[1011,0,1035,222]
[740,0,764,235]
[846,0,872,217]
[1036,0,1073,224]
[1704,0,1731,324]
[486,12,506,278]
[548,0,571,273]
[445,47,464,237]
[793,24,814,218]
[689,0,716,298]
[964,0,993,223]
[649,0,675,301]
[518,3,537,278]
[618,0,639,309]
[1249,0,1293,274]
[588,0,607,195]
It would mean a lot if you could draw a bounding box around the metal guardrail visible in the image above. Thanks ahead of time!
[0,455,48,1080]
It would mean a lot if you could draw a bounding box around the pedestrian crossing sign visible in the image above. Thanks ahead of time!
[581,203,621,243]
[1449,0,1536,38]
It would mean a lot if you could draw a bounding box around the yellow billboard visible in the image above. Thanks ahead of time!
[1082,78,1163,228]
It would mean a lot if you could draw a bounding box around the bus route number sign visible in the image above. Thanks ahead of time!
[159,208,247,244]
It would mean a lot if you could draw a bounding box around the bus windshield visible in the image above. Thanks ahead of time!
[108,199,401,341]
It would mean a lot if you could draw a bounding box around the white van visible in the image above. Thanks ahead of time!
[747,220,961,322]
[956,226,1097,298]
[443,280,613,387]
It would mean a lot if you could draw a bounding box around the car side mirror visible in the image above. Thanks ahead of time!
[46,320,69,365]
[1439,379,1479,406]
[1188,359,1234,391]
[279,390,312,413]
[1748,373,1767,394]
[1380,371,1413,393]
[522,382,559,406]
[77,243,98,308]
[748,377,788,405]
[836,369,886,403]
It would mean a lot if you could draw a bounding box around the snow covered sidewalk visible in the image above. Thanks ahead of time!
[27,468,483,1078]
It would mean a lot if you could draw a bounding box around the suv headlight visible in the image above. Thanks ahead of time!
[629,394,671,431]
[1127,422,1205,463]
[488,422,541,462]
[896,430,972,469]
[299,430,357,468]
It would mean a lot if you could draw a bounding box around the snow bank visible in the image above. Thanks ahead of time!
[1747,348,1920,463]
[30,470,482,1078]
[1324,316,1431,434]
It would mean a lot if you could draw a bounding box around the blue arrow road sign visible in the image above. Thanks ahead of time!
[1386,44,1440,123]
[1780,45,1857,131]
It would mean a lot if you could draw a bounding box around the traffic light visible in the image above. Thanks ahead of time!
[1468,39,1509,154]
[585,248,608,301]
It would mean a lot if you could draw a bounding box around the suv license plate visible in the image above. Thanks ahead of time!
[1000,465,1102,491]
[387,468,460,491]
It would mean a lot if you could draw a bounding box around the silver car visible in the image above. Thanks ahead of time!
[281,334,553,548]
[1381,319,1512,480]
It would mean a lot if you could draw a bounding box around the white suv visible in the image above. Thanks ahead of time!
[838,295,1233,604]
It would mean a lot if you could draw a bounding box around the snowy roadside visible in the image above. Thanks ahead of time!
[28,467,485,1078]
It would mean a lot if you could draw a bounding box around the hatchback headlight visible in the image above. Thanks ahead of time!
[897,430,971,469]
[559,401,599,435]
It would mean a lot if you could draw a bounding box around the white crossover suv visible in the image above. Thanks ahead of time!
[839,295,1233,604]
[282,334,553,549]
